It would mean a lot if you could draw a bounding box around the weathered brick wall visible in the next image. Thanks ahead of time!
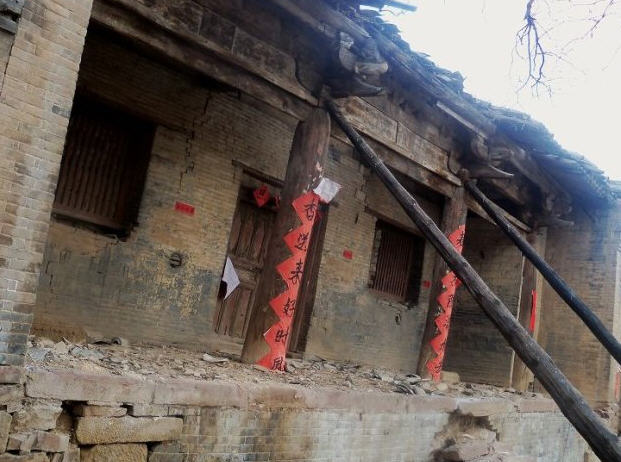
[539,205,621,406]
[34,34,295,349]
[304,144,441,371]
[444,216,525,386]
[0,0,92,366]
[33,31,445,372]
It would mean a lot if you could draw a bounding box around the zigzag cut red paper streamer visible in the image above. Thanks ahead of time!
[426,224,466,381]
[257,191,319,371]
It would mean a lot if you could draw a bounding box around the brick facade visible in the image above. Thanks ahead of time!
[33,33,446,372]
[0,0,618,443]
[539,205,621,405]
[0,0,92,367]
[445,216,525,386]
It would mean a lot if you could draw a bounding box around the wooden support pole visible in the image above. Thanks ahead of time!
[464,179,621,367]
[241,108,331,365]
[417,188,468,380]
[325,99,621,461]
[512,228,547,392]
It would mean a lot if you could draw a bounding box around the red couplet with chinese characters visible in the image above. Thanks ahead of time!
[257,191,319,371]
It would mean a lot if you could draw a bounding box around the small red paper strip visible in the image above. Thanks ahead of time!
[529,289,537,333]
[426,224,466,381]
[174,201,195,216]
[258,191,319,371]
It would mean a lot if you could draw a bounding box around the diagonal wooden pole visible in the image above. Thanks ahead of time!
[325,98,621,461]
[464,179,621,367]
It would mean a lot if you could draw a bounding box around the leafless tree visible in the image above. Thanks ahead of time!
[516,0,618,91]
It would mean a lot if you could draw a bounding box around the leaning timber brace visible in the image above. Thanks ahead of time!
[463,178,621,366]
[325,98,621,461]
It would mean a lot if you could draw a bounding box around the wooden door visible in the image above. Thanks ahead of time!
[214,195,275,340]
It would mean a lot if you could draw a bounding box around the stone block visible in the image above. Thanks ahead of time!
[167,406,200,416]
[441,371,460,385]
[26,369,154,404]
[456,398,514,417]
[75,416,182,444]
[0,366,24,384]
[6,432,36,452]
[32,431,69,452]
[62,445,80,462]
[515,398,558,413]
[11,400,62,431]
[153,378,246,407]
[0,411,10,451]
[149,454,185,462]
[441,441,491,461]
[0,384,23,403]
[129,404,168,417]
[72,404,127,417]
[80,443,147,462]
[0,454,49,461]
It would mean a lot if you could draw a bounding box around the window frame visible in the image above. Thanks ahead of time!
[52,95,155,235]
[368,219,425,304]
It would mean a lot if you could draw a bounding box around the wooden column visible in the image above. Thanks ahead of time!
[417,187,468,379]
[512,227,547,391]
[241,108,331,365]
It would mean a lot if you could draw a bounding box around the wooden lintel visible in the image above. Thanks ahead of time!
[99,0,317,105]
[91,0,312,122]
[231,160,285,189]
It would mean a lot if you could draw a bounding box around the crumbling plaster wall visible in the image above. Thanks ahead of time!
[539,204,621,406]
[34,35,295,348]
[444,216,525,386]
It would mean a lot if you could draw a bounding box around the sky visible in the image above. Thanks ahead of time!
[384,0,621,179]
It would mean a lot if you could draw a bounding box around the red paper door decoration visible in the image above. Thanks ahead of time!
[253,184,271,208]
[426,224,466,381]
[257,191,319,371]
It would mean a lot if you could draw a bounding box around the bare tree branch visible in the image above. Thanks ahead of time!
[516,0,551,92]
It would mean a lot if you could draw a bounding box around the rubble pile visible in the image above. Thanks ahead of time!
[27,337,542,402]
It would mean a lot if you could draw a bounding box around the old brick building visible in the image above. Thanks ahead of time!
[0,0,620,460]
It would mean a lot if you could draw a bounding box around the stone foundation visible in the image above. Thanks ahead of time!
[0,367,592,461]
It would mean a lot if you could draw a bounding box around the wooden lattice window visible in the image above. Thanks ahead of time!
[53,97,155,235]
[369,220,425,303]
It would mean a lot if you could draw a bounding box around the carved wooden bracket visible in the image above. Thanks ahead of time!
[328,32,388,97]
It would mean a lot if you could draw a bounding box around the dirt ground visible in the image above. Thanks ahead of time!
[26,335,541,402]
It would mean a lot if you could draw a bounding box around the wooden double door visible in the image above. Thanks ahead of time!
[214,186,326,353]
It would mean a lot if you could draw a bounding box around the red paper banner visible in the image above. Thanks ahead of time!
[258,191,319,371]
[529,289,537,333]
[426,224,466,381]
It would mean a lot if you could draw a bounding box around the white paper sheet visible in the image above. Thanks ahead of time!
[222,257,240,300]
[313,177,342,203]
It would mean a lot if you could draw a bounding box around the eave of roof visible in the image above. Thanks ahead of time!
[337,1,615,207]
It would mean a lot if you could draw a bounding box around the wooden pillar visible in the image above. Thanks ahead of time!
[417,187,468,380]
[241,108,331,365]
[512,227,547,391]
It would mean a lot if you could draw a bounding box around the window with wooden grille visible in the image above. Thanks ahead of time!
[53,96,155,235]
[369,220,425,303]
